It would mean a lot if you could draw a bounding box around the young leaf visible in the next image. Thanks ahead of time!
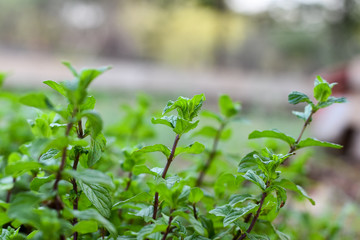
[228,194,257,207]
[292,104,313,121]
[219,94,241,118]
[175,142,205,157]
[209,204,233,217]
[132,164,159,177]
[43,80,67,97]
[62,61,79,77]
[136,144,171,158]
[248,129,296,146]
[20,93,54,110]
[314,76,332,102]
[189,187,204,203]
[274,179,315,205]
[288,91,311,105]
[297,138,342,149]
[317,96,347,108]
[78,180,112,218]
[82,110,103,137]
[151,116,177,129]
[241,170,267,191]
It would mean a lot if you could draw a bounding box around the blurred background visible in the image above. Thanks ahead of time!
[1,0,360,238]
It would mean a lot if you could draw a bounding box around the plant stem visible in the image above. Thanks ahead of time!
[289,111,314,153]
[5,177,16,203]
[238,192,267,240]
[162,209,174,240]
[152,134,181,220]
[192,203,198,220]
[196,122,225,187]
[72,150,81,240]
[125,171,133,191]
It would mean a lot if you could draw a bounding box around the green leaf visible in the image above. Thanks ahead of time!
[223,202,257,227]
[0,72,6,88]
[0,227,19,239]
[297,138,342,149]
[238,151,258,173]
[228,194,257,207]
[20,93,54,110]
[189,187,204,203]
[73,220,98,234]
[194,126,218,138]
[272,225,290,240]
[209,204,232,217]
[151,116,177,129]
[43,80,67,97]
[274,179,315,205]
[314,76,332,102]
[292,104,312,121]
[288,91,311,105]
[317,96,347,108]
[174,119,199,135]
[241,170,266,191]
[248,129,295,146]
[82,110,103,137]
[67,169,115,190]
[78,180,112,218]
[113,192,152,208]
[132,165,159,177]
[219,94,241,118]
[136,144,170,158]
[5,162,42,177]
[30,175,55,191]
[175,142,205,157]
[246,233,270,240]
[200,110,222,123]
[87,133,106,167]
[62,61,79,77]
[72,209,117,237]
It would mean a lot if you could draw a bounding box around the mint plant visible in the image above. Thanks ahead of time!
[0,65,348,240]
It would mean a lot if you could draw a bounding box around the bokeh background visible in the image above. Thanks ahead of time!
[1,0,360,238]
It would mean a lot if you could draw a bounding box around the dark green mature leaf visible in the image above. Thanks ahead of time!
[246,233,270,240]
[228,194,257,207]
[238,151,259,173]
[219,94,241,118]
[87,133,106,167]
[288,91,311,105]
[274,179,315,205]
[30,175,55,191]
[73,209,117,237]
[82,110,103,137]
[209,204,232,217]
[175,142,205,157]
[67,169,115,190]
[136,144,171,158]
[317,96,347,108]
[20,93,54,110]
[73,220,98,234]
[249,129,295,146]
[297,138,342,149]
[241,170,266,190]
[223,202,257,227]
[78,180,112,218]
[43,80,67,97]
[7,192,42,224]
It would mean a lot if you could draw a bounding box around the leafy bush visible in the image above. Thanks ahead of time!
[0,64,348,240]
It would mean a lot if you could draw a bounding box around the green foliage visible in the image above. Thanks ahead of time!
[0,70,349,240]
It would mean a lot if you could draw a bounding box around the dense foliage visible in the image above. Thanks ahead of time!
[0,64,349,239]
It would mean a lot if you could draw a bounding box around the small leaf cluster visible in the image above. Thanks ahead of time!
[0,67,348,240]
